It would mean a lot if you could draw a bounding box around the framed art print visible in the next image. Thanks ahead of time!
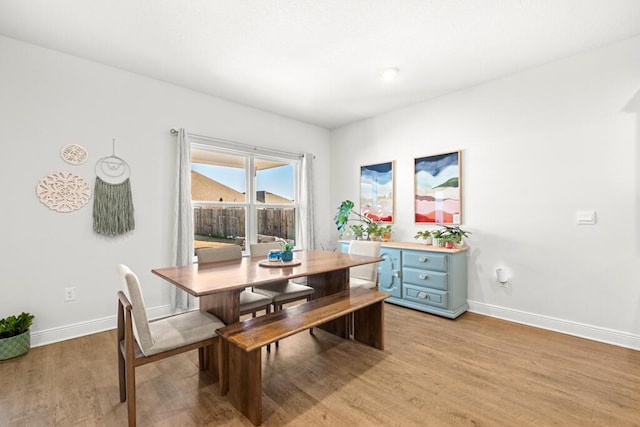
[415,151,461,224]
[360,161,394,222]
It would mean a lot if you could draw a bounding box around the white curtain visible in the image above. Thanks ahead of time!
[171,128,195,310]
[298,153,315,250]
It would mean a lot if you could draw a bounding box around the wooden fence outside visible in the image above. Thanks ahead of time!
[194,206,295,241]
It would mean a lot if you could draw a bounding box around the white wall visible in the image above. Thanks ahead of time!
[0,35,331,346]
[331,36,640,349]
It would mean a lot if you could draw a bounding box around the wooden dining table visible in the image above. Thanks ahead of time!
[152,249,383,393]
[152,250,382,323]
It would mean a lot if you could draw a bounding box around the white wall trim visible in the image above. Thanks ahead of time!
[31,300,640,351]
[30,304,174,348]
[468,300,640,351]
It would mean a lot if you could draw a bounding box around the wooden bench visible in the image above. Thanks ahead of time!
[216,287,390,425]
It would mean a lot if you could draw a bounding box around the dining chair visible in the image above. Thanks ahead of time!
[195,245,273,318]
[116,264,224,427]
[249,242,315,349]
[348,240,381,289]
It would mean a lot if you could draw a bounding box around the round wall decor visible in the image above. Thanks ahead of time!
[36,171,91,213]
[61,144,88,165]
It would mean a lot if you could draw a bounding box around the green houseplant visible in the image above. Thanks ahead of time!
[441,234,456,249]
[442,225,471,247]
[431,228,446,247]
[281,241,293,261]
[334,200,374,238]
[413,230,432,245]
[350,224,365,240]
[0,312,35,360]
[276,238,294,261]
[377,224,392,242]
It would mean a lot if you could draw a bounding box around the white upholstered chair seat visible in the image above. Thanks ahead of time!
[254,281,316,304]
[239,290,274,313]
[145,311,224,356]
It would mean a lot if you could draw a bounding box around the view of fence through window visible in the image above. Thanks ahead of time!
[191,147,297,251]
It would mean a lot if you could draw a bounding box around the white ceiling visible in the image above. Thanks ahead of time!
[1,1,640,129]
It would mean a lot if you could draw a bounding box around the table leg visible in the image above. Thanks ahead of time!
[353,301,385,350]
[200,289,242,395]
[307,268,350,338]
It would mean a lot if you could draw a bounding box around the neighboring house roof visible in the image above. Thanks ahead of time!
[191,171,244,202]
[259,191,294,204]
[191,171,293,204]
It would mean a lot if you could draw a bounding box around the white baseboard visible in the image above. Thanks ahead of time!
[468,300,640,351]
[30,304,174,348]
[31,301,640,352]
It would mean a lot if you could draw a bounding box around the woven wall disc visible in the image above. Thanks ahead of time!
[36,171,91,212]
[61,144,88,165]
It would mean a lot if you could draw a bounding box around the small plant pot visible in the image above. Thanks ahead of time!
[445,241,455,249]
[0,330,31,360]
[281,251,293,262]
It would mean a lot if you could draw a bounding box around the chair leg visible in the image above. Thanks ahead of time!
[125,355,136,426]
[274,302,281,349]
[307,295,314,336]
[118,347,126,402]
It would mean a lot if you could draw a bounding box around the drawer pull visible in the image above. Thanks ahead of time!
[419,274,429,280]
[419,257,428,263]
[393,270,401,278]
[417,291,430,299]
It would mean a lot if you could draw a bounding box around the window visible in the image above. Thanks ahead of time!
[191,143,299,253]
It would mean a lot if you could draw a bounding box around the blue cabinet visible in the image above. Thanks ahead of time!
[378,247,402,298]
[340,241,468,318]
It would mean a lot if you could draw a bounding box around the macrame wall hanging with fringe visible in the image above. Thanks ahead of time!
[93,139,135,236]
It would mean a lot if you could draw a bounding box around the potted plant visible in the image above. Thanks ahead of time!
[442,225,471,247]
[431,228,446,247]
[334,200,374,238]
[366,221,379,241]
[0,312,35,360]
[281,241,294,262]
[275,238,295,262]
[350,224,365,240]
[378,224,392,242]
[413,230,432,245]
[441,234,456,249]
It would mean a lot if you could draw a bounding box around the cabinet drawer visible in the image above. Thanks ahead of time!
[402,251,448,272]
[403,268,448,290]
[403,284,448,309]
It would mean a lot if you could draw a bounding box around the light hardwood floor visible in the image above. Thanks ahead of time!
[1,304,639,426]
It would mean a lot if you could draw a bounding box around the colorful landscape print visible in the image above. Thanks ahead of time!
[360,161,393,222]
[415,151,461,224]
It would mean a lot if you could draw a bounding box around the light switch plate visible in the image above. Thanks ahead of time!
[576,210,596,225]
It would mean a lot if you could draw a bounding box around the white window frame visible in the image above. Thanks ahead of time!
[191,139,301,254]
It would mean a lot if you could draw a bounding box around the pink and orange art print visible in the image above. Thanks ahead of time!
[414,151,461,224]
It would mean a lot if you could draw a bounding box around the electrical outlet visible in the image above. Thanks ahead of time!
[64,287,76,302]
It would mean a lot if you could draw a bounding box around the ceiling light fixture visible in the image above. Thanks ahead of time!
[380,67,399,81]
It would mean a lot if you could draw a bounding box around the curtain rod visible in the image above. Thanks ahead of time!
[170,128,312,159]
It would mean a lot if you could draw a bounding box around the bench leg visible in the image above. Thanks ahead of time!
[228,344,262,426]
[353,301,385,350]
